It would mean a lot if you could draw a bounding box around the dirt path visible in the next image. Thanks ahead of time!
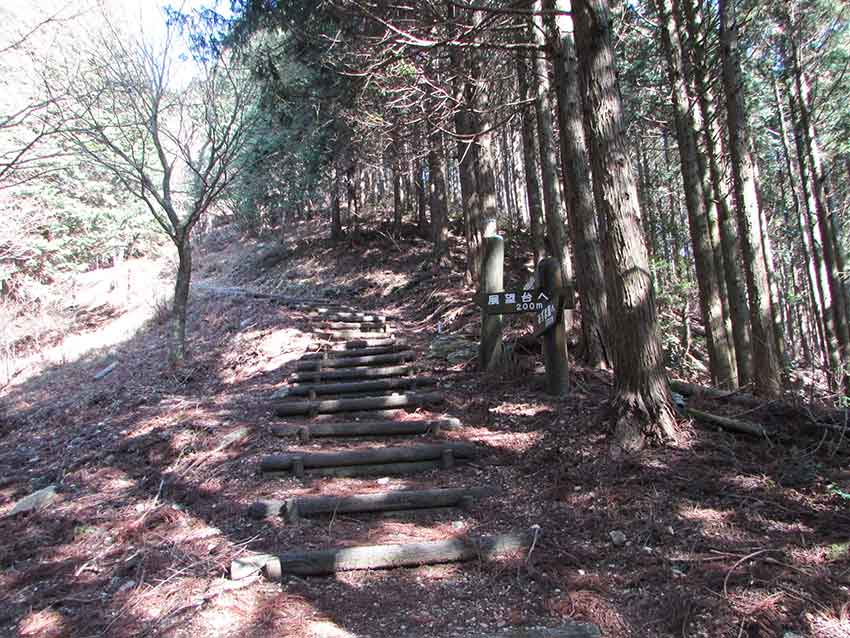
[1,229,848,638]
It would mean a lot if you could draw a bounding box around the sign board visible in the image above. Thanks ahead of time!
[533,300,558,338]
[474,289,552,315]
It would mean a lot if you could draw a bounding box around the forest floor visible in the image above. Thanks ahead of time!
[1,220,849,638]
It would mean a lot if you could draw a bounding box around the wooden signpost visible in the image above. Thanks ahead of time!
[473,256,573,396]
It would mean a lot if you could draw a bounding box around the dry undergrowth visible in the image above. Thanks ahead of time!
[1,220,848,638]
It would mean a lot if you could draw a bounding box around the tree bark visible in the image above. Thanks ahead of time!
[656,0,736,388]
[516,51,546,264]
[682,0,751,384]
[782,7,850,385]
[573,0,677,453]
[548,0,610,368]
[170,236,192,366]
[469,9,500,232]
[528,0,573,292]
[719,0,781,396]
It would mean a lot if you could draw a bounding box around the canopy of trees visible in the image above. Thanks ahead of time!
[3,0,850,450]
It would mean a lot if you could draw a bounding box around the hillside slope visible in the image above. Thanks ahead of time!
[1,222,848,638]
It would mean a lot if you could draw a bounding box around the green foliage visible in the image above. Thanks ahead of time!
[0,158,163,297]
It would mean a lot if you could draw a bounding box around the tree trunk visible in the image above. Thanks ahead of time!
[656,0,736,388]
[428,117,449,263]
[683,0,751,384]
[516,51,546,265]
[548,0,610,368]
[469,9,500,231]
[170,235,192,366]
[719,0,781,396]
[331,166,343,241]
[528,0,573,292]
[574,0,677,454]
[780,78,835,373]
[783,7,850,385]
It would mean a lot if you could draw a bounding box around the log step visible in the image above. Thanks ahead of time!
[289,365,413,383]
[344,338,398,348]
[311,321,389,332]
[271,417,462,439]
[295,351,415,371]
[313,330,394,340]
[308,308,392,320]
[275,377,436,399]
[248,486,495,520]
[261,442,477,473]
[308,312,389,323]
[263,459,462,478]
[273,391,444,416]
[300,344,407,360]
[241,529,539,578]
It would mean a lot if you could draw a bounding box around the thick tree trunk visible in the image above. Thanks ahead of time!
[170,236,192,366]
[574,0,677,454]
[548,0,610,368]
[719,0,781,396]
[528,0,573,291]
[656,0,736,388]
[469,10,500,231]
[682,0,752,384]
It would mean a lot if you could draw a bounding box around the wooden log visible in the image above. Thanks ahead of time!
[262,529,538,578]
[270,417,462,439]
[260,442,477,472]
[273,391,443,416]
[309,309,392,320]
[289,365,412,383]
[686,407,770,437]
[311,321,388,332]
[671,379,850,430]
[479,234,504,370]
[537,257,570,396]
[276,377,436,398]
[344,338,398,348]
[300,345,406,360]
[248,486,495,520]
[231,553,276,579]
[264,459,456,479]
[313,330,394,340]
[308,312,389,322]
[295,351,416,371]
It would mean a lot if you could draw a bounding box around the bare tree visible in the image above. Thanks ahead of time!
[56,15,261,364]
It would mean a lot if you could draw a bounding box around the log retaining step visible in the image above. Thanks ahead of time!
[311,321,389,332]
[314,330,395,340]
[264,459,461,478]
[275,377,436,399]
[309,313,388,323]
[272,391,444,416]
[260,442,477,474]
[248,486,496,520]
[253,529,539,578]
[295,351,415,371]
[289,365,413,383]
[271,417,462,440]
[300,344,408,360]
[344,338,398,348]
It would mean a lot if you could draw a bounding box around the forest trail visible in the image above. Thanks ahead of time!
[0,225,848,638]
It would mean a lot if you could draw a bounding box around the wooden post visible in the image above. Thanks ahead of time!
[537,256,570,395]
[480,234,504,370]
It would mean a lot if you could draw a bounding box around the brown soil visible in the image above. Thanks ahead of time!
[1,221,848,638]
